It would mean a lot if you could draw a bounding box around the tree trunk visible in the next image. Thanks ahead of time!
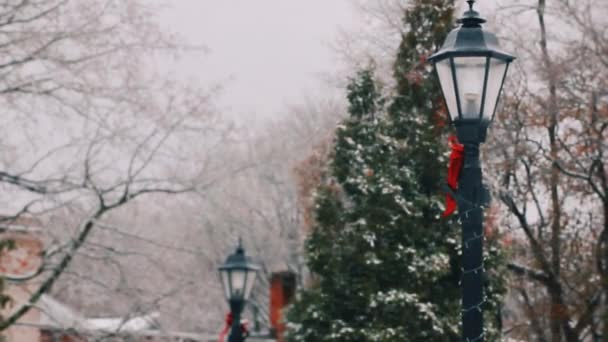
[602,202,608,340]
[537,1,566,340]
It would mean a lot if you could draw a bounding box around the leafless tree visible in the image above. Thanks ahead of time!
[486,0,608,340]
[0,0,237,334]
[185,97,345,330]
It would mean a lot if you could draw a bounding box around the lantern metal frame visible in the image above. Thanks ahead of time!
[218,241,260,301]
[428,0,515,144]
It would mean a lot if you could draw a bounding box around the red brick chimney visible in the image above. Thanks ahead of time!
[269,271,296,342]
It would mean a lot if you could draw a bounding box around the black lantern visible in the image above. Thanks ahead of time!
[428,0,515,143]
[219,241,259,342]
[219,242,259,301]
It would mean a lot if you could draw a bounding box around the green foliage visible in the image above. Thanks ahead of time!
[286,1,507,341]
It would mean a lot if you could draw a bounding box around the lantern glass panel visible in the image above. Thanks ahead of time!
[243,270,257,300]
[230,268,247,299]
[482,58,508,121]
[454,57,487,119]
[436,58,459,121]
[220,271,231,300]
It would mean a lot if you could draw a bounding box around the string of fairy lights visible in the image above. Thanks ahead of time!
[461,208,486,342]
[444,182,489,341]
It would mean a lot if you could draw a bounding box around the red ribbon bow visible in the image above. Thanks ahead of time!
[443,136,464,217]
[219,312,249,342]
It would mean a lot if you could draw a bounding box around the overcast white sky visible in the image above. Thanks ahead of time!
[154,1,506,123]
[156,0,362,121]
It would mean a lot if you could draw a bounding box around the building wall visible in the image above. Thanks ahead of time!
[0,218,45,342]
[2,283,42,342]
[269,271,296,342]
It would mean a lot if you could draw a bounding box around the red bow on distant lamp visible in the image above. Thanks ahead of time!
[219,312,249,342]
[219,312,232,342]
[443,136,464,217]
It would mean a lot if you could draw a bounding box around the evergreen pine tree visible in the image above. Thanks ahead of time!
[286,2,505,341]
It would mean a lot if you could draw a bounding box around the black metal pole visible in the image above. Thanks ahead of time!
[458,143,484,342]
[229,299,244,342]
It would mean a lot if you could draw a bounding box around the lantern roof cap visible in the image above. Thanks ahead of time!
[428,0,515,63]
[218,239,260,271]
[460,0,486,27]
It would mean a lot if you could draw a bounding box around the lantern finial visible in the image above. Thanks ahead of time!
[467,0,475,11]
[237,236,244,254]
[458,0,486,27]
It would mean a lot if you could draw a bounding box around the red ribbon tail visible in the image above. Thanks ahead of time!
[442,192,457,217]
[443,136,464,217]
[219,326,229,342]
[219,312,233,342]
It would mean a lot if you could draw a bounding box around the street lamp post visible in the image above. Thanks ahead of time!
[428,1,515,341]
[219,241,260,342]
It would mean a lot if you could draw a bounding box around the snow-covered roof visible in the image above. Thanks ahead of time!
[0,215,43,232]
[37,294,158,333]
[87,311,160,332]
[38,294,87,329]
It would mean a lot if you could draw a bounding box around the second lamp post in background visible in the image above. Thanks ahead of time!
[219,241,260,342]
